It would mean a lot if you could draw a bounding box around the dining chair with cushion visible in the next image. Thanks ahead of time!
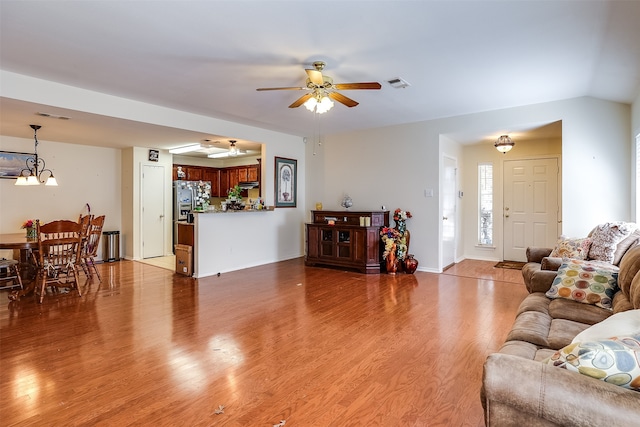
[81,215,105,281]
[35,220,84,303]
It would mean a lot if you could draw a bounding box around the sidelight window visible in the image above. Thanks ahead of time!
[478,163,493,245]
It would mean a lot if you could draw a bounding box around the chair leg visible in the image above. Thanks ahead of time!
[72,266,82,297]
[13,264,23,290]
[39,273,46,304]
[90,257,101,282]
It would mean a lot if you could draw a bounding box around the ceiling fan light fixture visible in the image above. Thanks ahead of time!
[494,135,515,153]
[304,93,334,114]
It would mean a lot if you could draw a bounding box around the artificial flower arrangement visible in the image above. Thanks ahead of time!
[380,227,400,260]
[21,219,34,229]
[380,208,412,261]
[393,208,412,222]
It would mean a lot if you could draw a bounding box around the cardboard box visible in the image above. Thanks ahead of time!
[175,244,193,276]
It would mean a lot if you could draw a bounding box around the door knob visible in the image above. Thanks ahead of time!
[443,216,448,221]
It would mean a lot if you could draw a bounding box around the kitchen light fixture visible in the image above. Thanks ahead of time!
[304,91,334,114]
[494,135,515,153]
[169,143,202,154]
[15,124,58,186]
[229,140,238,156]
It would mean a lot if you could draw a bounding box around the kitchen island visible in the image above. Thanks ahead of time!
[192,207,278,278]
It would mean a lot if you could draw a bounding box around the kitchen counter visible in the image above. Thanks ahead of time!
[193,207,274,214]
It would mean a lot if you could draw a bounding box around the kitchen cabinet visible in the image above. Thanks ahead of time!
[202,168,220,196]
[186,166,203,181]
[219,169,230,197]
[247,165,259,181]
[237,167,248,182]
[305,210,389,274]
[173,162,261,197]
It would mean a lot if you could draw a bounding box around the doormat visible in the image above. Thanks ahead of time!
[494,261,527,270]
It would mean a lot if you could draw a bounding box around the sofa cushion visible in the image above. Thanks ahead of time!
[544,334,640,390]
[548,318,589,349]
[546,259,618,310]
[613,230,640,266]
[541,256,563,271]
[550,237,592,260]
[548,298,612,325]
[506,310,552,348]
[572,310,640,343]
[588,222,636,263]
[618,245,640,301]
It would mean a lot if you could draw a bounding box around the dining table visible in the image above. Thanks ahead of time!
[0,233,39,299]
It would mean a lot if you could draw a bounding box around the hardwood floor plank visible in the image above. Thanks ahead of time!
[0,258,528,426]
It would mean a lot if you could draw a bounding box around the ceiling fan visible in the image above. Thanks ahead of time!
[256,61,381,111]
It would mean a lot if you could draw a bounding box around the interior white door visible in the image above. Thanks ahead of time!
[142,165,165,259]
[503,158,559,261]
[442,156,457,269]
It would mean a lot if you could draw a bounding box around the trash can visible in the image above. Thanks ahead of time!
[103,231,120,262]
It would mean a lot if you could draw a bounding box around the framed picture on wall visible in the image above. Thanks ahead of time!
[0,151,33,179]
[274,156,297,208]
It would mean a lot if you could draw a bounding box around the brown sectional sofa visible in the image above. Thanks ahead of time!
[481,244,640,426]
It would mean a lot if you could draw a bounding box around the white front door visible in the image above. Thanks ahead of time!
[142,165,165,259]
[442,156,457,269]
[503,158,559,261]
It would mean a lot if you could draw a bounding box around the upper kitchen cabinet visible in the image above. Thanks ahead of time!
[202,168,220,197]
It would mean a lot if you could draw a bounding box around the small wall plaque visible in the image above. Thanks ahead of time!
[148,149,159,162]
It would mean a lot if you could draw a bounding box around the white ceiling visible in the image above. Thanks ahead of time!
[1,0,639,152]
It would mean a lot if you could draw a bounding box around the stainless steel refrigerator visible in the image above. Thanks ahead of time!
[173,180,211,247]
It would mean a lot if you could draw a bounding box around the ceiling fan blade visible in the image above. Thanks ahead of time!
[289,93,313,108]
[306,69,324,86]
[256,87,307,91]
[328,92,359,108]
[334,82,382,90]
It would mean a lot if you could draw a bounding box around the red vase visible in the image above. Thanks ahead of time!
[404,254,418,274]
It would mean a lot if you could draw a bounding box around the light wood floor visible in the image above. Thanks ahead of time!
[0,258,527,426]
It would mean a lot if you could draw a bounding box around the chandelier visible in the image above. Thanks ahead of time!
[15,124,58,186]
[304,90,334,114]
[494,135,515,154]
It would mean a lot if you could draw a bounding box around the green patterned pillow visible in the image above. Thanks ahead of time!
[544,334,640,391]
[546,259,618,310]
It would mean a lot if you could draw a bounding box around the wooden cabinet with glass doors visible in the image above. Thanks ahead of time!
[305,210,389,274]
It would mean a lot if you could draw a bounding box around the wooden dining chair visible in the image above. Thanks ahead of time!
[35,220,84,303]
[80,215,105,281]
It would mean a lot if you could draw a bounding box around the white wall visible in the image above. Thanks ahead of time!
[310,97,632,272]
[0,135,121,261]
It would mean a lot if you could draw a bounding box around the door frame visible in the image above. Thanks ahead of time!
[501,155,562,261]
[441,154,458,270]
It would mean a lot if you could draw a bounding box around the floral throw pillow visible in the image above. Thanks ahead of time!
[544,334,640,391]
[588,222,635,263]
[546,259,618,310]
[550,237,592,260]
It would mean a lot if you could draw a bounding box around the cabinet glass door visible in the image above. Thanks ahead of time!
[337,230,350,259]
[320,229,334,257]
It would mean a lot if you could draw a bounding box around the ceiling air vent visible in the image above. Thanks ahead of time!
[387,77,410,89]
